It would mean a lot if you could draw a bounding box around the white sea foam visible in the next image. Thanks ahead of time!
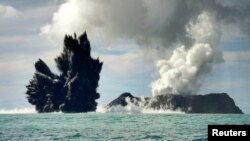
[0,108,36,114]
[0,105,183,114]
[96,104,183,114]
[97,96,184,114]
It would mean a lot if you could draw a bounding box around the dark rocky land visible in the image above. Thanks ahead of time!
[108,92,243,114]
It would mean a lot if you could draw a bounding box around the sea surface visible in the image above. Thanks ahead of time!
[0,111,249,141]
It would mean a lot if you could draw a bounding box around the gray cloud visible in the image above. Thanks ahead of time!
[0,2,62,109]
[41,0,250,48]
[40,0,250,97]
[0,4,19,19]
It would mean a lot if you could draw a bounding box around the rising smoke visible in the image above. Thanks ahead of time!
[41,0,250,96]
[152,12,222,95]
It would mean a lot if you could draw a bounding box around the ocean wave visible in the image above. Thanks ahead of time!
[96,96,184,114]
[96,104,184,114]
[0,105,183,114]
[0,108,36,114]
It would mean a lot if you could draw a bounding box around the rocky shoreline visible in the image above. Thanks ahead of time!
[108,92,243,114]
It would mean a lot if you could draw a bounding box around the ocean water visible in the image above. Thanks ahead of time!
[0,109,249,141]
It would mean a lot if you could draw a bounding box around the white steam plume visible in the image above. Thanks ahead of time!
[41,0,250,97]
[152,12,223,96]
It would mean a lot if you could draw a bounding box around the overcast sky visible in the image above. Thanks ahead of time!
[0,0,250,113]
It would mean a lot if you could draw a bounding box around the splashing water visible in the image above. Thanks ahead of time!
[96,105,183,114]
[0,105,182,114]
[96,97,184,114]
[0,108,36,114]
